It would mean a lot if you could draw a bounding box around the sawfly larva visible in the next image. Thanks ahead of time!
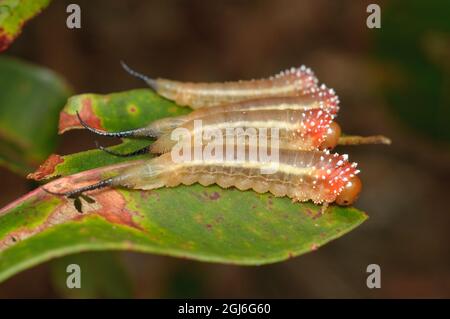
[122,62,320,109]
[148,108,336,154]
[78,105,390,158]
[44,146,361,212]
[75,86,340,142]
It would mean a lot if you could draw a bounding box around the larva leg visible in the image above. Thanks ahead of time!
[338,135,391,146]
[120,61,158,90]
[95,141,151,158]
[320,202,329,215]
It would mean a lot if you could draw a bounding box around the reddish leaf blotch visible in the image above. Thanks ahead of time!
[27,154,64,181]
[0,28,13,52]
[58,98,103,134]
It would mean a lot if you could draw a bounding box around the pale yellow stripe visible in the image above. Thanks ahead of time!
[170,158,316,177]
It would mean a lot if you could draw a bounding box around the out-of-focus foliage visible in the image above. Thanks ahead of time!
[50,251,133,298]
[0,56,70,175]
[376,0,450,142]
[0,0,51,52]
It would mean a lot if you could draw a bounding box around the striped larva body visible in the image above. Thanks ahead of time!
[177,85,340,118]
[75,68,389,161]
[149,108,335,154]
[79,87,340,143]
[79,91,389,158]
[46,146,361,208]
[123,62,320,109]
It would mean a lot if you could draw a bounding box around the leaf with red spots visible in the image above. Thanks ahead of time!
[0,88,367,283]
[0,0,51,52]
[28,89,190,180]
[0,160,367,283]
[0,56,70,175]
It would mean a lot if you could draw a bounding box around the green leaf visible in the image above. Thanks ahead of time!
[0,89,367,283]
[0,172,367,283]
[0,56,70,175]
[0,0,51,52]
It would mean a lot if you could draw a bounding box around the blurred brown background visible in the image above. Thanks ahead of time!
[0,0,449,298]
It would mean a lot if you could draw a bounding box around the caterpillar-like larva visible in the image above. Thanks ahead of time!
[80,86,339,149]
[149,108,336,154]
[45,146,361,209]
[146,120,389,155]
[122,62,321,109]
[80,96,389,158]
[177,84,340,117]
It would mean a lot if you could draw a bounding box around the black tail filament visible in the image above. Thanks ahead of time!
[120,60,157,90]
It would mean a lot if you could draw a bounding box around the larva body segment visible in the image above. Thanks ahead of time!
[150,108,334,154]
[107,146,361,205]
[154,66,320,109]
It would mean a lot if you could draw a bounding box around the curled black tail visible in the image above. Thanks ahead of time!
[120,60,157,90]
